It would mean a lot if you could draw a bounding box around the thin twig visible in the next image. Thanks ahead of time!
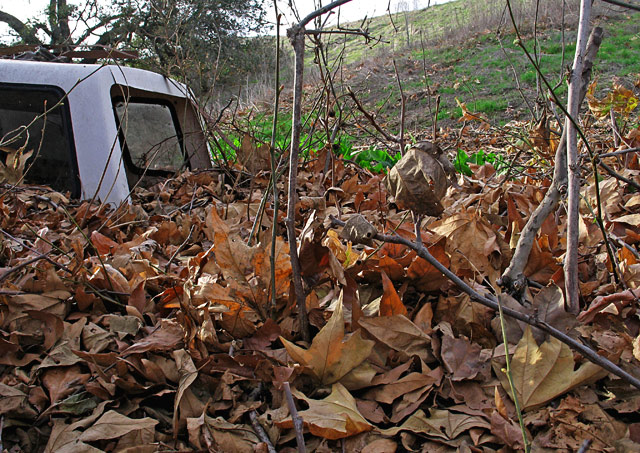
[497,295,531,452]
[0,228,73,275]
[599,147,639,158]
[597,158,640,191]
[347,89,399,144]
[0,253,52,284]
[269,6,283,316]
[599,0,640,12]
[393,59,406,156]
[578,438,593,453]
[283,382,306,453]
[249,410,277,453]
[165,225,196,272]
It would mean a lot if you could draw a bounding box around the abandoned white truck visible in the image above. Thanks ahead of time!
[0,58,213,204]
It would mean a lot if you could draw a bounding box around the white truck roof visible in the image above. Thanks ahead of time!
[0,60,211,204]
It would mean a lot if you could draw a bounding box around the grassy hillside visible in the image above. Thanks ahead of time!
[216,0,640,167]
[306,0,640,128]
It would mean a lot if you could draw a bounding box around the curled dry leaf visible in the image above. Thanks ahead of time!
[358,314,434,363]
[380,270,408,317]
[385,147,448,216]
[276,383,373,440]
[187,412,261,452]
[340,213,378,246]
[380,408,491,441]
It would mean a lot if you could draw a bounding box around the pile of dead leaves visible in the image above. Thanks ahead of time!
[1,125,640,452]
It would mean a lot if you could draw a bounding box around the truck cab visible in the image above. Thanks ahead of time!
[0,59,212,204]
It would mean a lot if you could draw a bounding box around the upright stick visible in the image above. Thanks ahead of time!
[565,0,592,314]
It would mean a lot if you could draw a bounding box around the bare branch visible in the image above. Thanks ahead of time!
[329,215,640,391]
[347,89,399,144]
[599,0,640,12]
[565,0,593,314]
[0,11,42,45]
[297,0,354,28]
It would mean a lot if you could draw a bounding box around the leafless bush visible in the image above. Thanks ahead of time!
[386,0,625,51]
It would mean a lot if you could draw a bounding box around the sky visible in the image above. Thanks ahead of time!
[0,0,451,42]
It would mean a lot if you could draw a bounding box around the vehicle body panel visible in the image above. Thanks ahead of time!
[0,60,211,204]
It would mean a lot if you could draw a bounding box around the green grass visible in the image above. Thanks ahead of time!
[321,1,640,126]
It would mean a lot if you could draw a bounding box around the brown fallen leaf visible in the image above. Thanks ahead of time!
[380,270,408,316]
[429,209,504,285]
[385,147,448,216]
[277,383,373,440]
[42,365,90,403]
[493,327,607,410]
[187,412,262,452]
[358,314,434,363]
[78,410,158,442]
[173,349,198,437]
[121,318,184,355]
[380,408,491,441]
[440,332,485,381]
[281,300,374,384]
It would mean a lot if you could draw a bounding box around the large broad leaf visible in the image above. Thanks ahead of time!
[78,410,157,442]
[187,412,261,453]
[280,300,374,385]
[385,147,448,216]
[493,327,607,410]
[172,349,198,436]
[358,315,434,363]
[205,206,291,322]
[380,408,490,440]
[587,80,638,118]
[276,383,373,440]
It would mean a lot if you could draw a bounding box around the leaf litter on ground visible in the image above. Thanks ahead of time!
[0,115,640,451]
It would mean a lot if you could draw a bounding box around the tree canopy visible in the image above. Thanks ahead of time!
[0,0,269,90]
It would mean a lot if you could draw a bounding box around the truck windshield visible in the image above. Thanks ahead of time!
[0,84,79,196]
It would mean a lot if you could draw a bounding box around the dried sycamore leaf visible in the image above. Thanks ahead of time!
[172,349,198,436]
[493,327,607,410]
[455,97,489,123]
[0,145,32,184]
[237,133,271,174]
[280,301,374,385]
[187,413,260,452]
[385,147,448,216]
[277,383,373,440]
[358,315,434,363]
[380,408,490,440]
[79,410,157,441]
[429,209,503,284]
[440,334,484,381]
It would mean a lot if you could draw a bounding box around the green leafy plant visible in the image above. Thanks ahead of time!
[454,149,509,176]
[336,139,401,173]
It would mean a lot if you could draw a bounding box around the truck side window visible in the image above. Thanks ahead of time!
[0,84,79,196]
[113,99,185,181]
